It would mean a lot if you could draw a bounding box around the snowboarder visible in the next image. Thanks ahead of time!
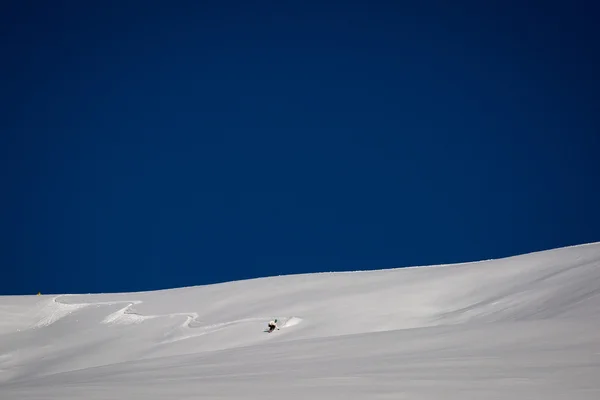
[267,319,279,332]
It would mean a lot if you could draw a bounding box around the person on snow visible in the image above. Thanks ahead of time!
[267,319,279,332]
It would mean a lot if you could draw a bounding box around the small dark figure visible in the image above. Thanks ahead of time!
[267,319,279,332]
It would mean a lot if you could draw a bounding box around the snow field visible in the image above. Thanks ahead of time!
[1,242,600,399]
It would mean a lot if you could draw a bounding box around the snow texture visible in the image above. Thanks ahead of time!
[1,242,600,399]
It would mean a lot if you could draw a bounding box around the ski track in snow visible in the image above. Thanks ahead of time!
[30,295,301,343]
[30,298,90,329]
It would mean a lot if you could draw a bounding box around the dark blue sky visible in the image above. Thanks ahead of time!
[2,1,599,295]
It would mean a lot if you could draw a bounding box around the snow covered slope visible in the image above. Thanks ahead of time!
[2,242,600,399]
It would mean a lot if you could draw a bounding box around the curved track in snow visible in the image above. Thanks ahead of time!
[31,295,302,341]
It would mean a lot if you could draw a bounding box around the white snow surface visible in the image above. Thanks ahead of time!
[2,242,600,399]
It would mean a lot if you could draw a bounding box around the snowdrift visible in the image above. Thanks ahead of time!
[1,242,600,399]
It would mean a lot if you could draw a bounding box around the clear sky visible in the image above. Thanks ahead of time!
[2,1,599,295]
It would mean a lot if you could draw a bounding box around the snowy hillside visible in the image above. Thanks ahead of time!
[2,242,600,399]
